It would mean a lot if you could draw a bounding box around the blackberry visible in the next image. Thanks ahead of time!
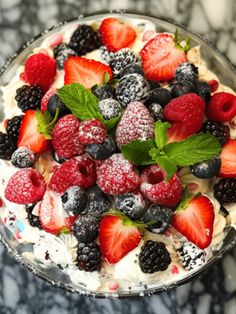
[190,157,221,179]
[69,24,101,56]
[195,81,211,103]
[148,103,164,121]
[99,45,114,64]
[177,241,206,271]
[92,85,114,100]
[77,242,101,272]
[53,43,77,70]
[47,94,70,118]
[6,115,23,141]
[202,120,230,146]
[139,240,171,273]
[114,192,146,220]
[0,132,17,160]
[142,204,173,234]
[26,203,42,229]
[98,98,123,120]
[115,74,150,107]
[171,81,195,98]
[86,185,111,218]
[109,48,140,76]
[15,85,43,112]
[145,87,172,107]
[214,178,236,203]
[120,64,145,78]
[11,147,35,168]
[86,136,117,160]
[174,62,198,83]
[73,215,99,243]
[61,186,87,216]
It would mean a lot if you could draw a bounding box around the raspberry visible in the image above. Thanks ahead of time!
[96,154,140,195]
[49,156,96,194]
[116,102,154,148]
[4,169,46,204]
[206,92,236,122]
[208,80,219,93]
[140,165,183,207]
[78,119,106,145]
[52,114,85,159]
[24,53,56,92]
[40,87,57,113]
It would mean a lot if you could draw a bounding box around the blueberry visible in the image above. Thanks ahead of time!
[142,204,173,233]
[145,88,172,107]
[115,192,146,220]
[73,215,99,243]
[190,157,221,179]
[11,147,35,168]
[119,64,145,78]
[174,62,198,83]
[47,94,70,118]
[148,80,161,90]
[86,185,111,218]
[86,185,105,201]
[52,150,66,164]
[98,98,123,120]
[92,85,114,100]
[171,81,196,98]
[195,81,211,103]
[61,186,87,216]
[85,136,117,160]
[148,103,164,122]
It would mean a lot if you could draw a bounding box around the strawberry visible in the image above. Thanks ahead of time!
[99,17,137,52]
[17,110,50,153]
[172,195,215,249]
[219,139,236,178]
[163,93,205,142]
[206,92,236,122]
[99,215,141,264]
[39,189,77,234]
[64,56,112,89]
[140,34,187,81]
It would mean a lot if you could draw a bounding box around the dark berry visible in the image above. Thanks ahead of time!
[174,62,198,83]
[99,45,114,64]
[171,81,195,98]
[146,87,172,107]
[142,204,173,233]
[109,48,140,76]
[148,80,161,90]
[119,64,145,78]
[214,178,236,204]
[114,192,146,220]
[148,103,164,121]
[85,136,117,160]
[92,84,114,100]
[52,150,66,164]
[202,120,230,146]
[177,241,205,271]
[61,186,87,216]
[77,242,101,272]
[69,24,101,56]
[47,94,70,118]
[98,99,123,120]
[0,132,17,160]
[73,215,99,243]
[26,203,42,229]
[190,157,221,179]
[15,85,43,112]
[11,147,35,168]
[195,81,211,103]
[115,74,150,107]
[6,115,23,141]
[139,240,171,273]
[86,185,105,201]
[86,185,111,218]
[53,43,77,69]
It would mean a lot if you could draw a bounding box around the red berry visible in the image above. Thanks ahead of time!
[99,17,137,52]
[49,156,96,194]
[140,165,183,207]
[116,102,154,147]
[52,114,85,159]
[78,119,106,145]
[24,53,56,92]
[164,93,205,142]
[4,169,46,204]
[97,154,140,195]
[206,92,236,122]
[99,215,141,264]
[140,34,187,81]
[219,139,236,178]
[40,87,57,113]
[208,79,219,93]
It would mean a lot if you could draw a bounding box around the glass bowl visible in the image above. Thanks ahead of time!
[0,10,236,298]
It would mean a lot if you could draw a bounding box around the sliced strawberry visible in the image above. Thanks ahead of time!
[99,215,141,264]
[219,139,236,178]
[39,190,77,234]
[172,195,215,249]
[140,33,187,81]
[17,110,50,153]
[64,56,112,89]
[99,17,137,52]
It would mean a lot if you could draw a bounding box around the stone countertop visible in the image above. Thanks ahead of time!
[0,0,236,313]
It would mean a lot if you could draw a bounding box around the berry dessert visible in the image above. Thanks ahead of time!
[0,15,236,296]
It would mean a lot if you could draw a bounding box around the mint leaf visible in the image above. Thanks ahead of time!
[155,155,178,181]
[154,121,171,149]
[164,133,221,166]
[103,114,122,131]
[121,139,156,165]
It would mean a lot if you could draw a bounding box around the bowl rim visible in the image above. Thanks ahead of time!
[0,9,236,299]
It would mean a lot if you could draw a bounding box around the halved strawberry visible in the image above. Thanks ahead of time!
[99,215,141,264]
[39,189,77,234]
[172,195,215,249]
[99,17,137,52]
[64,56,112,89]
[17,110,50,153]
[140,33,187,81]
[219,139,236,178]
